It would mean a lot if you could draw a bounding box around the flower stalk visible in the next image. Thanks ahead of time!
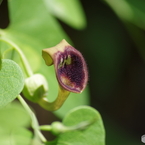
[39,39,88,111]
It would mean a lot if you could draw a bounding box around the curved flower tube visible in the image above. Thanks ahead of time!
[39,39,88,111]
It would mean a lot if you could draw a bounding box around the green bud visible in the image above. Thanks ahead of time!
[22,74,48,103]
[51,121,65,135]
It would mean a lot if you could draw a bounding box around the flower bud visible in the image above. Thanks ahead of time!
[22,74,48,103]
[51,121,65,135]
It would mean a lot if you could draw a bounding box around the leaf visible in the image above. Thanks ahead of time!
[0,102,32,145]
[47,106,105,145]
[43,0,86,29]
[106,0,145,30]
[11,128,32,145]
[0,0,3,5]
[125,0,145,30]
[0,102,30,127]
[0,127,32,145]
[0,59,24,108]
[3,0,90,117]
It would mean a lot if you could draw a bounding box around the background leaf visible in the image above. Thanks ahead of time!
[47,106,105,145]
[0,0,3,5]
[43,0,86,29]
[0,128,32,145]
[0,102,30,127]
[106,0,145,30]
[0,102,32,145]
[0,59,24,108]
[3,0,89,117]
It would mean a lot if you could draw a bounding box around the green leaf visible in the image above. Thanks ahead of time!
[0,102,30,127]
[47,106,105,145]
[126,0,145,30]
[0,102,32,145]
[0,59,24,108]
[10,128,32,145]
[106,0,145,30]
[0,127,32,145]
[43,0,86,29]
[3,0,90,117]
[0,0,3,5]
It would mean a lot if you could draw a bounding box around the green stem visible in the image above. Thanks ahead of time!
[39,125,52,131]
[0,37,33,77]
[40,118,96,134]
[38,86,70,111]
[17,95,47,143]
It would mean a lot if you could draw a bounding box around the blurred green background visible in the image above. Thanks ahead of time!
[1,0,145,144]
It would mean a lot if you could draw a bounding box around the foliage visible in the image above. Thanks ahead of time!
[2,0,145,144]
[0,0,105,145]
[53,106,105,145]
[4,0,89,118]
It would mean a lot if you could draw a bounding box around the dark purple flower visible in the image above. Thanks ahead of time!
[42,39,88,93]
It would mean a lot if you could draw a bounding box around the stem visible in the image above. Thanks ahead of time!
[17,95,47,143]
[0,37,33,77]
[39,125,52,131]
[0,43,2,69]
[38,86,70,111]
[40,118,96,134]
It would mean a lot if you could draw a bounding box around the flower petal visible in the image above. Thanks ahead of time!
[42,39,88,93]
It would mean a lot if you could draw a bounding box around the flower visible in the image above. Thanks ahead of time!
[42,39,88,93]
[35,39,88,111]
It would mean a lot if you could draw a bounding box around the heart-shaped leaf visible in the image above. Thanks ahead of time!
[0,59,24,108]
[47,106,105,145]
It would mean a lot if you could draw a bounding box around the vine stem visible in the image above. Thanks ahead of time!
[0,37,33,77]
[17,95,47,143]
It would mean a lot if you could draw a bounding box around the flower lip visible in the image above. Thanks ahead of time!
[54,45,88,93]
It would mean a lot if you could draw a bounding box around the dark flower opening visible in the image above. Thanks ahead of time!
[54,46,88,93]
